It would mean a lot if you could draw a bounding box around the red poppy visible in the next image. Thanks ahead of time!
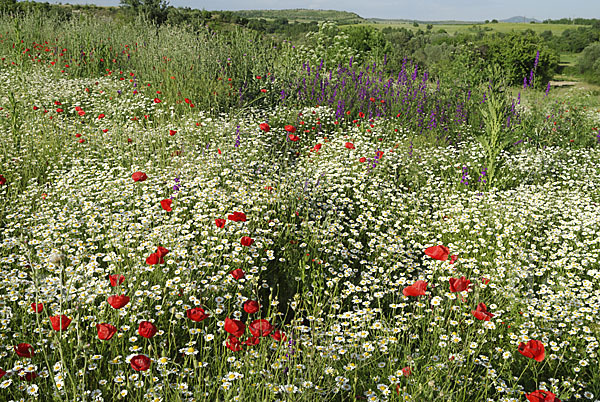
[402,280,427,297]
[169,130,177,136]
[449,255,458,264]
[160,199,172,212]
[226,335,243,352]
[78,110,85,116]
[243,300,260,314]
[249,319,273,337]
[107,295,130,309]
[285,125,296,133]
[75,133,82,138]
[156,246,169,258]
[228,211,247,222]
[424,245,450,261]
[130,355,151,371]
[186,307,209,322]
[288,134,299,142]
[230,268,245,280]
[449,276,471,293]
[270,330,286,341]
[184,98,190,104]
[56,108,63,113]
[131,171,147,182]
[14,343,34,358]
[146,247,169,265]
[245,336,260,346]
[471,303,494,321]
[526,390,560,402]
[0,368,6,378]
[224,317,246,338]
[109,274,124,287]
[518,340,545,362]
[215,218,226,228]
[96,323,117,340]
[240,236,254,247]
[345,142,355,149]
[401,366,412,377]
[259,123,270,132]
[138,321,157,338]
[154,98,161,103]
[98,113,105,119]
[359,157,366,163]
[50,315,72,331]
[312,143,322,152]
[31,303,43,313]
[145,253,159,265]
[78,139,85,143]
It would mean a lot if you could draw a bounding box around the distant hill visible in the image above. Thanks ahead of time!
[501,16,541,23]
[233,9,364,23]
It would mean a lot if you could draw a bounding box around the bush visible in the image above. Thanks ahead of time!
[577,42,600,83]
[480,31,559,87]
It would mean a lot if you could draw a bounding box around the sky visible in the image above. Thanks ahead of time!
[26,0,599,21]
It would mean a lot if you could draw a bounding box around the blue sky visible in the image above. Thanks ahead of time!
[26,0,598,21]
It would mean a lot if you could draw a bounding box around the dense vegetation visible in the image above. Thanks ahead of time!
[0,3,599,402]
[2,1,599,85]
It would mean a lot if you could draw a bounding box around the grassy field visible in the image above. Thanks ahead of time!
[0,11,600,402]
[357,21,587,35]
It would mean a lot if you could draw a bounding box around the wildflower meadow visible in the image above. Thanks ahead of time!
[0,9,599,402]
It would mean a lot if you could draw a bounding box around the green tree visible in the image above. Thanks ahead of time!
[481,31,558,86]
[577,42,600,83]
[120,0,169,25]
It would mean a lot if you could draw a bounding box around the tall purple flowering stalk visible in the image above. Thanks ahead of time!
[460,166,469,186]
[234,125,241,148]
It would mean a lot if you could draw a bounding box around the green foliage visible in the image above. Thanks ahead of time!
[480,31,559,87]
[299,21,359,69]
[343,25,391,62]
[577,42,600,84]
[120,0,170,25]
[472,65,517,188]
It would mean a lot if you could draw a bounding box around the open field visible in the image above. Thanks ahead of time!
[357,21,587,35]
[0,11,600,402]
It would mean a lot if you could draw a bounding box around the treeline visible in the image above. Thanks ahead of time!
[542,18,600,26]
